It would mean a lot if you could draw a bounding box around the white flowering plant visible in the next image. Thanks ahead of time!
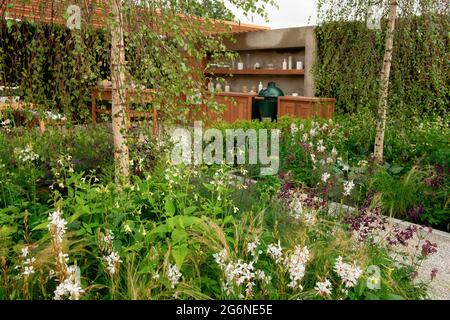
[0,119,439,300]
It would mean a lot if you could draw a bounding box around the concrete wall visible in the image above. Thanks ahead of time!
[224,26,317,96]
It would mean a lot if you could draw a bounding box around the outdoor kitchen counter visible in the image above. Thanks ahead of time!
[278,95,336,119]
[203,92,256,123]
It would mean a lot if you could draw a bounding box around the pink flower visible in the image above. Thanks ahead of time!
[430,268,438,280]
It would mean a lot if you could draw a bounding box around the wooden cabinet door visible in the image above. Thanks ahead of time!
[279,101,296,117]
[296,101,311,119]
[236,97,252,122]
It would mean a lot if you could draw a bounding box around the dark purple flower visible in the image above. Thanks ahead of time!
[421,240,438,256]
[345,205,387,242]
[386,225,418,246]
[407,205,425,222]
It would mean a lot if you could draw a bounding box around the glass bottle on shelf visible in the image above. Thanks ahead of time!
[245,53,251,70]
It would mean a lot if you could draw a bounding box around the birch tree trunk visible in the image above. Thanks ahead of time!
[111,0,130,185]
[373,0,397,164]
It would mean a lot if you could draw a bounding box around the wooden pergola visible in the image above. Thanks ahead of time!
[1,0,270,34]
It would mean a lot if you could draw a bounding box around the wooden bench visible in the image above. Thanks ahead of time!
[91,86,159,136]
[0,102,46,133]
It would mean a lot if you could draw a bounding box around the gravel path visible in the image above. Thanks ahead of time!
[325,200,449,299]
[252,184,449,300]
[388,218,450,300]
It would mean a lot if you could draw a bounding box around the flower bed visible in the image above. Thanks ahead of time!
[0,122,442,300]
[216,113,449,231]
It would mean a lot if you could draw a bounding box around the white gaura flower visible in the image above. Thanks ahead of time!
[21,246,29,258]
[266,241,283,264]
[321,172,331,183]
[1,119,11,126]
[167,264,182,289]
[47,210,67,243]
[343,180,355,196]
[333,256,363,288]
[233,206,239,214]
[310,154,316,164]
[213,249,228,270]
[14,144,39,163]
[23,265,35,276]
[222,260,256,297]
[53,266,84,300]
[103,251,122,276]
[285,246,310,290]
[247,238,260,256]
[101,229,114,247]
[290,123,298,134]
[317,145,326,153]
[302,133,308,142]
[315,278,332,296]
[256,270,272,285]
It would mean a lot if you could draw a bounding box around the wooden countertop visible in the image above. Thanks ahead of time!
[215,92,258,97]
[279,96,336,102]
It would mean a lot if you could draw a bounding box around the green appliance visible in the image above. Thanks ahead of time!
[257,82,284,121]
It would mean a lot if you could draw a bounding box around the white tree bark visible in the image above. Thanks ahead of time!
[374,0,398,164]
[111,0,130,185]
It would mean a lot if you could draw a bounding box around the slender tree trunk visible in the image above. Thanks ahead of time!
[111,0,129,185]
[373,0,397,164]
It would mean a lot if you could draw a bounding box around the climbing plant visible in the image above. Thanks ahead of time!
[314,0,449,117]
[1,0,276,183]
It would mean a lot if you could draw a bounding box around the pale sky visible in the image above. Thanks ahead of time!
[229,0,318,29]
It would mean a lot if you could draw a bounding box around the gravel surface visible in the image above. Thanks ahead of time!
[250,182,450,300]
[305,197,449,300]
[388,218,450,300]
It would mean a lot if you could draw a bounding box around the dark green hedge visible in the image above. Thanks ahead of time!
[314,14,449,117]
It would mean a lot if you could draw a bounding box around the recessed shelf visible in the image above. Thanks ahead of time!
[206,69,305,76]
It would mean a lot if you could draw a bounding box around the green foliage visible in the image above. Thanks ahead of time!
[216,114,449,229]
[370,167,426,218]
[178,0,235,20]
[0,126,431,300]
[314,0,449,116]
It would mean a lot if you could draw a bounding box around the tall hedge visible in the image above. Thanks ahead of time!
[314,14,449,117]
